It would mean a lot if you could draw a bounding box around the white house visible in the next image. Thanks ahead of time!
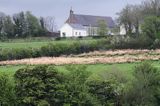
[60,23,87,37]
[60,9,115,37]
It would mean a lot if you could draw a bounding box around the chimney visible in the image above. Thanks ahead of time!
[70,7,74,15]
[66,7,76,24]
[69,7,74,23]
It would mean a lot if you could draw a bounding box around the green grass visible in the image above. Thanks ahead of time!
[0,38,99,49]
[1,61,160,79]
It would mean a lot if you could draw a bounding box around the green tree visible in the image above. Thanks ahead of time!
[13,12,27,38]
[25,11,42,37]
[3,16,15,38]
[142,16,160,40]
[97,20,108,36]
[0,12,7,40]
[39,17,47,35]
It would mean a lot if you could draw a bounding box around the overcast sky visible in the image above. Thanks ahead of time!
[0,0,144,29]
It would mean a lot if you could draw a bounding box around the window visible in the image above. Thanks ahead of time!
[79,32,81,35]
[75,32,78,35]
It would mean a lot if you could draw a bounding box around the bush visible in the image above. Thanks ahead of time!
[55,37,61,41]
[123,62,160,106]
[14,65,65,106]
[110,35,152,49]
[63,65,99,106]
[0,73,17,105]
[87,80,120,106]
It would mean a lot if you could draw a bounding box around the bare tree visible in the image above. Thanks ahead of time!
[131,5,143,35]
[117,5,134,35]
[118,4,144,35]
[44,16,57,32]
[142,0,160,16]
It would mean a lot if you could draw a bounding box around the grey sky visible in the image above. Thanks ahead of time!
[0,0,144,29]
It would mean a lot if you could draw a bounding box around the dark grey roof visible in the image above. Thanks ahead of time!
[69,24,85,30]
[66,14,115,28]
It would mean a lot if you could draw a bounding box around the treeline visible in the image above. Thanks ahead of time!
[0,11,56,39]
[118,0,160,41]
[0,62,160,106]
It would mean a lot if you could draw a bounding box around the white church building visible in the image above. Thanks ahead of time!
[60,9,115,37]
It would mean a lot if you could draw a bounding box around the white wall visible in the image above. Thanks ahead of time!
[120,25,126,35]
[60,23,87,37]
[60,24,73,37]
[73,29,87,37]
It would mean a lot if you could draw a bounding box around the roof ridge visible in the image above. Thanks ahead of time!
[74,14,112,18]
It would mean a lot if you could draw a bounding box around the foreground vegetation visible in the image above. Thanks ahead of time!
[0,62,160,106]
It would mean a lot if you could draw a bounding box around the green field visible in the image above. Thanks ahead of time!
[0,38,99,49]
[1,61,160,80]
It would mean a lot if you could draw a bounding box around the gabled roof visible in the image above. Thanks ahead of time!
[66,13,115,28]
[69,23,85,30]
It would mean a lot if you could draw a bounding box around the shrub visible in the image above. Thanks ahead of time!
[63,65,99,106]
[14,65,65,106]
[123,62,160,106]
[0,73,17,105]
[110,35,152,49]
[55,37,61,41]
[87,80,120,106]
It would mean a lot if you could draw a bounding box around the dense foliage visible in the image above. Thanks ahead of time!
[0,73,17,106]
[14,65,64,106]
[0,11,50,39]
[0,62,160,105]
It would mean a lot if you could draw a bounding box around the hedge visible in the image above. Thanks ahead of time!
[0,40,106,61]
[0,36,156,61]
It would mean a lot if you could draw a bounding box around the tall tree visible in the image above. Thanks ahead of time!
[131,5,143,35]
[25,11,41,37]
[0,12,5,35]
[97,20,108,36]
[13,12,27,38]
[142,16,160,40]
[118,5,134,35]
[3,16,15,38]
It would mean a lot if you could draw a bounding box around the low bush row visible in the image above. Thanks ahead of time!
[0,39,107,61]
[0,35,159,61]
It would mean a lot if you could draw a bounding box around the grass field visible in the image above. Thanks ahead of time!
[1,61,160,80]
[0,38,98,49]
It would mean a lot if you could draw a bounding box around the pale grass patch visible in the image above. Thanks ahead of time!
[0,49,160,65]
